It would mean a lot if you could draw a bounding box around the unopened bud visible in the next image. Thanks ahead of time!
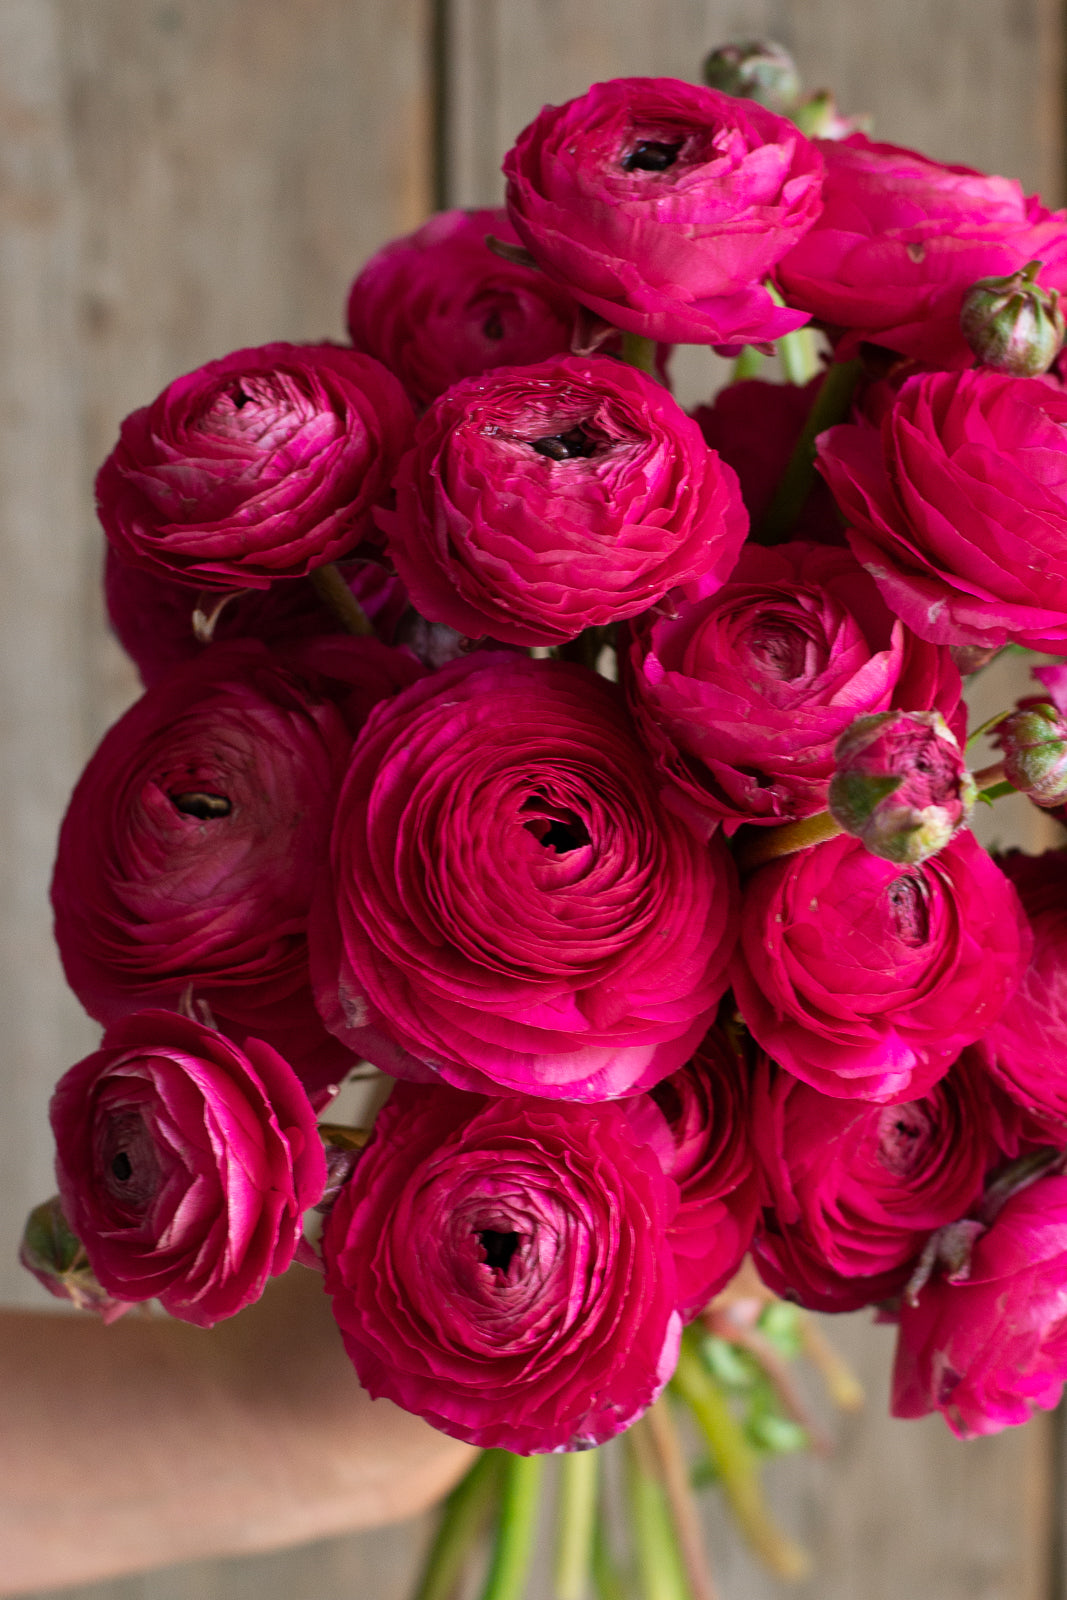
[702,40,800,112]
[19,1196,131,1322]
[791,89,870,141]
[996,700,1067,806]
[828,711,976,864]
[961,260,1065,377]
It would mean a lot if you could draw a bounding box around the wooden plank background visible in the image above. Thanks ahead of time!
[0,2,1063,1596]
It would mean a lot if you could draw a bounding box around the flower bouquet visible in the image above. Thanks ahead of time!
[20,36,1067,1599]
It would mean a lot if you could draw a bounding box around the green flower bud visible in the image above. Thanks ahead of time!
[997,701,1067,805]
[702,40,800,112]
[19,1196,132,1321]
[960,260,1065,377]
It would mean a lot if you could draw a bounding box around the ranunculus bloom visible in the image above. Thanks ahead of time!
[50,1011,326,1327]
[625,1027,758,1318]
[625,541,962,835]
[96,343,414,590]
[52,639,424,1103]
[828,710,975,864]
[731,831,1030,1102]
[751,1053,1020,1312]
[892,1174,1067,1437]
[377,355,747,647]
[311,655,739,1101]
[817,368,1067,652]
[104,546,409,688]
[346,208,578,409]
[977,850,1067,1132]
[323,1080,681,1453]
[777,134,1067,366]
[503,77,824,346]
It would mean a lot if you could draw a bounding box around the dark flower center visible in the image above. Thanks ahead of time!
[482,311,505,340]
[110,1151,133,1182]
[651,1079,684,1130]
[530,423,599,461]
[622,139,683,172]
[886,874,930,947]
[876,1102,936,1176]
[479,1229,520,1274]
[99,1111,162,1211]
[231,384,252,409]
[521,797,591,854]
[169,790,232,820]
[746,622,810,682]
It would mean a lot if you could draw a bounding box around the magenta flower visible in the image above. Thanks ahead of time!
[323,1081,681,1453]
[777,134,1067,365]
[378,355,746,647]
[731,832,1031,1102]
[311,655,739,1102]
[817,368,1067,652]
[96,342,414,590]
[346,208,578,409]
[503,77,824,346]
[892,1174,1067,1437]
[625,541,962,835]
[50,1011,325,1327]
[52,639,424,1103]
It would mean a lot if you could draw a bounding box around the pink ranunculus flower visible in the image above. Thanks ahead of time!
[625,541,963,836]
[96,343,414,590]
[104,545,409,688]
[817,368,1067,652]
[310,655,739,1102]
[751,1053,1021,1312]
[503,77,824,346]
[625,1027,759,1319]
[892,1174,1067,1437]
[731,831,1031,1102]
[377,355,747,648]
[322,1080,681,1453]
[50,1011,326,1327]
[776,134,1067,366]
[345,208,579,409]
[52,639,425,1104]
[977,849,1067,1134]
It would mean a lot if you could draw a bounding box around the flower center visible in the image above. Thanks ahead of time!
[745,622,811,682]
[168,790,232,820]
[530,423,599,460]
[622,138,683,172]
[521,797,591,854]
[482,311,505,341]
[99,1111,162,1211]
[876,1102,936,1176]
[478,1229,520,1274]
[886,874,930,947]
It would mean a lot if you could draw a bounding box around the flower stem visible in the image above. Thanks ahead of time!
[555,1449,600,1600]
[734,810,844,873]
[411,1449,504,1600]
[645,1399,721,1600]
[971,760,1006,790]
[591,1515,628,1600]
[308,561,374,635]
[624,1419,693,1600]
[777,326,820,387]
[478,1452,546,1600]
[621,332,658,375]
[670,1328,809,1580]
[755,357,862,545]
[731,346,765,382]
[799,1318,865,1412]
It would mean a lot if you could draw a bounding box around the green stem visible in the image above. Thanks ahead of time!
[731,346,765,382]
[621,331,658,375]
[971,760,1006,791]
[965,708,1012,749]
[777,325,819,386]
[411,1450,504,1600]
[734,809,844,874]
[479,1453,546,1600]
[591,1515,628,1600]
[308,562,374,635]
[555,1449,600,1600]
[755,357,862,545]
[624,1419,693,1600]
[670,1330,809,1580]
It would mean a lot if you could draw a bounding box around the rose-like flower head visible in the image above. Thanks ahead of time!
[50,1011,326,1327]
[625,1026,758,1318]
[751,1053,1021,1312]
[323,1080,681,1453]
[828,710,976,864]
[892,1174,1067,1437]
[817,368,1067,652]
[625,541,963,836]
[52,639,425,1102]
[977,849,1067,1133]
[503,77,824,346]
[378,355,747,647]
[96,343,414,590]
[961,260,1066,377]
[311,655,739,1102]
[777,134,1067,366]
[345,209,579,410]
[104,545,409,688]
[731,831,1030,1102]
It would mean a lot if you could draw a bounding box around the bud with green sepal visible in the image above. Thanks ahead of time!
[702,40,800,111]
[828,710,977,865]
[19,1195,132,1322]
[960,260,1065,377]
[995,699,1067,806]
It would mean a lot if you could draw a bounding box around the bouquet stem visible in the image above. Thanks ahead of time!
[625,1418,694,1600]
[555,1448,600,1600]
[755,357,862,545]
[621,332,658,375]
[479,1453,546,1600]
[412,1449,504,1600]
[308,562,374,635]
